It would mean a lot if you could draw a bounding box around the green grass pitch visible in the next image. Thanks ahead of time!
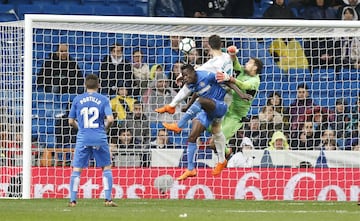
[0,199,359,221]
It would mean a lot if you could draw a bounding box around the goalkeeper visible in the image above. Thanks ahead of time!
[215,50,262,157]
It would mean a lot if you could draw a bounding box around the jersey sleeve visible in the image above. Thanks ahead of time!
[233,57,243,72]
[207,71,217,84]
[104,99,113,116]
[234,76,260,91]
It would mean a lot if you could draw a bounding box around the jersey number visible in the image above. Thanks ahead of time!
[80,107,99,128]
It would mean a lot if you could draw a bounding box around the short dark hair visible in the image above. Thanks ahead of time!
[133,100,143,108]
[110,42,122,53]
[251,57,263,75]
[181,63,195,72]
[266,91,282,105]
[208,35,222,50]
[85,74,99,90]
[297,83,308,90]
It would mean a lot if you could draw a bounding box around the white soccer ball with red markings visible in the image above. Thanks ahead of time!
[179,38,196,54]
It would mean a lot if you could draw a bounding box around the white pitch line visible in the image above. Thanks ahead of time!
[225,210,360,214]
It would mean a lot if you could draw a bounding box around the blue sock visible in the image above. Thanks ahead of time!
[103,170,113,201]
[187,142,197,170]
[178,101,202,128]
[69,171,81,202]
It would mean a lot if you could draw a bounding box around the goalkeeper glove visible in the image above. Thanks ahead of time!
[155,105,176,114]
[227,45,238,56]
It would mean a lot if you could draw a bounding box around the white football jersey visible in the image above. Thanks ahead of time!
[196,52,233,76]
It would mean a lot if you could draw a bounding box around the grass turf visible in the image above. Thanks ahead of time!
[0,199,359,221]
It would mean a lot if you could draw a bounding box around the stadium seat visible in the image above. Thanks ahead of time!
[39,4,68,15]
[70,5,94,15]
[94,5,120,16]
[17,4,42,20]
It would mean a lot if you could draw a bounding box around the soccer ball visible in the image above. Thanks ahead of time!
[179,38,196,54]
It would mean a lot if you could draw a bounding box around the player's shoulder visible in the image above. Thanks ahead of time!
[196,70,213,78]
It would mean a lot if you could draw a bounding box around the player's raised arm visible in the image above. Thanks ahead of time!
[215,71,253,101]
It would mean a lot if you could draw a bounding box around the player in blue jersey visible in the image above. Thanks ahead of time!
[158,64,228,181]
[67,74,117,207]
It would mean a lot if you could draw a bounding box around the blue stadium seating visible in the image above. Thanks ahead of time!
[17,4,42,20]
[69,5,94,15]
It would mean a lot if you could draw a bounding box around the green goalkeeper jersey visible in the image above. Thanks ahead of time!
[228,63,260,117]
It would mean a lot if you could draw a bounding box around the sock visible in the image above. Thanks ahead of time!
[69,171,81,202]
[213,132,226,163]
[187,142,197,171]
[178,101,202,128]
[103,170,113,201]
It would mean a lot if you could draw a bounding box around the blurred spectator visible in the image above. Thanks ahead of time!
[110,128,148,167]
[224,0,254,18]
[335,6,360,70]
[155,36,183,76]
[142,73,180,122]
[289,83,315,132]
[99,43,137,96]
[291,121,321,150]
[149,64,163,80]
[227,137,255,168]
[199,36,212,63]
[110,128,141,150]
[183,0,228,18]
[303,0,337,19]
[243,115,269,149]
[258,104,284,129]
[185,49,202,67]
[332,98,352,149]
[149,0,184,17]
[266,131,290,150]
[344,122,359,149]
[269,38,309,72]
[168,61,183,92]
[306,105,334,131]
[304,37,338,71]
[316,129,338,150]
[266,91,290,127]
[263,0,296,19]
[124,101,151,144]
[37,43,84,94]
[228,126,246,153]
[110,87,137,121]
[150,129,176,148]
[132,48,150,90]
[337,0,360,19]
[351,93,360,126]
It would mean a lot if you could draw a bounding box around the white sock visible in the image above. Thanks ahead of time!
[213,132,226,163]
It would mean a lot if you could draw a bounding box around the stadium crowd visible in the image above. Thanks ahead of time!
[1,0,360,168]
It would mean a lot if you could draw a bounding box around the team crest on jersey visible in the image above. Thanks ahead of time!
[199,81,205,87]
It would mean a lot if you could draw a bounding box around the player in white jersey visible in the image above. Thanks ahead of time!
[156,35,239,176]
